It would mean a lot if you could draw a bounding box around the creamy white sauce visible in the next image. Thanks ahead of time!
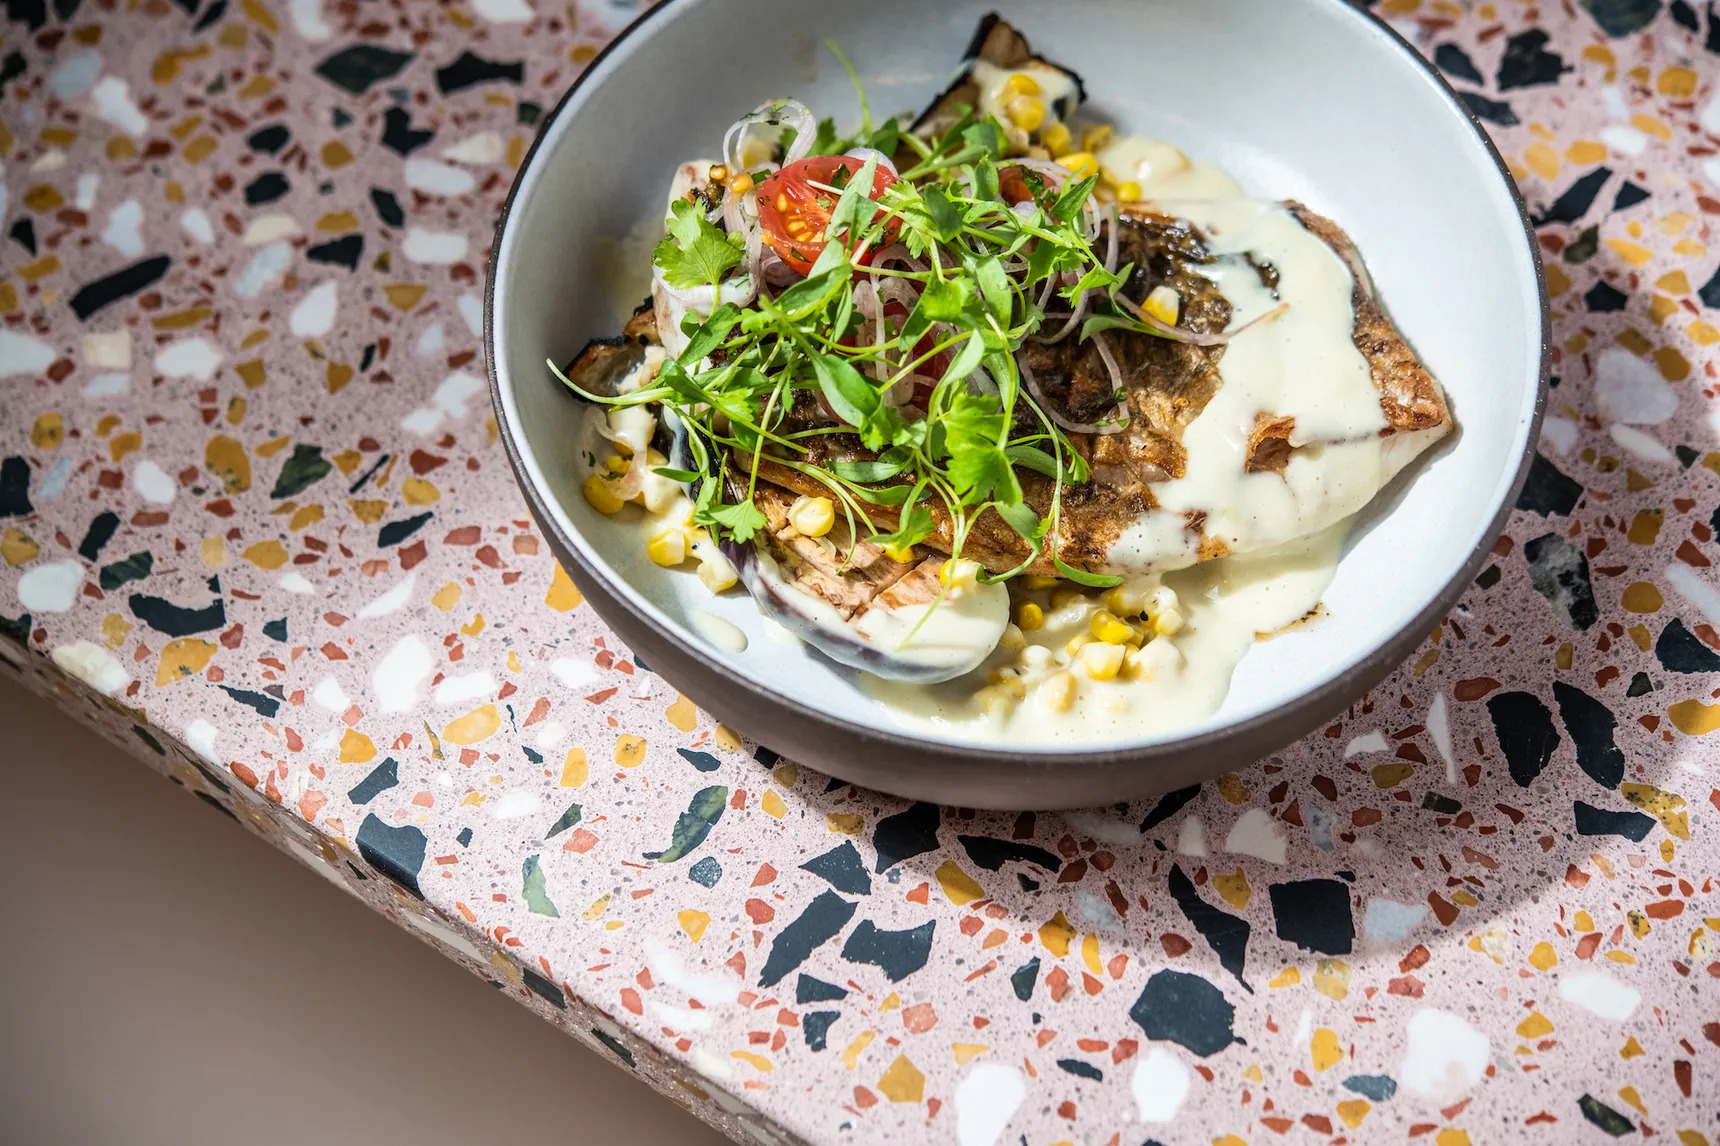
[866,523,1347,745]
[1105,196,1389,571]
[690,609,748,652]
[1098,137,1242,200]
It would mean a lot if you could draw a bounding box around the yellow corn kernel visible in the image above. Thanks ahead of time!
[730,170,755,197]
[1144,285,1180,325]
[1077,641,1126,681]
[1014,601,1044,631]
[1089,610,1134,645]
[882,542,916,563]
[1080,125,1113,153]
[1038,670,1077,713]
[986,668,1028,699]
[1050,586,1084,611]
[999,622,1027,651]
[1006,95,1046,133]
[1003,72,1041,97]
[788,495,834,538]
[646,527,687,567]
[696,552,738,593]
[1057,151,1100,181]
[1024,574,1059,590]
[1040,122,1072,157]
[1116,180,1143,201]
[1100,584,1140,616]
[1064,632,1091,656]
[975,684,1017,717]
[582,474,626,515]
[603,453,629,474]
[941,558,982,590]
[1153,607,1185,637]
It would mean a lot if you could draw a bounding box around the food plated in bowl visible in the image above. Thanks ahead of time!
[488,0,1547,807]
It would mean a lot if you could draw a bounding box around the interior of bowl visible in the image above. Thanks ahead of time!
[490,0,1545,755]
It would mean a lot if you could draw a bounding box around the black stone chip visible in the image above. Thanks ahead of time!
[1670,0,1698,29]
[435,50,524,93]
[381,105,434,155]
[1011,957,1040,1001]
[379,511,432,547]
[1625,671,1656,697]
[1573,801,1655,841]
[801,841,872,894]
[1488,690,1560,787]
[0,457,34,518]
[1497,29,1571,89]
[1169,864,1252,987]
[840,918,935,982]
[1698,260,1720,309]
[244,171,289,205]
[68,255,170,320]
[1456,90,1520,125]
[130,591,224,637]
[957,834,1063,873]
[795,974,848,1004]
[1433,43,1483,84]
[1476,564,1502,589]
[872,801,941,872]
[1516,453,1584,516]
[314,44,415,95]
[1140,784,1200,831]
[1129,969,1239,1058]
[356,813,427,896]
[1564,225,1601,264]
[757,891,855,986]
[1584,279,1628,312]
[370,187,405,228]
[1267,878,1354,955]
[193,0,226,30]
[1533,166,1612,225]
[77,510,120,560]
[1579,0,1664,37]
[1612,181,1650,210]
[803,1011,840,1051]
[347,757,400,804]
[9,217,36,256]
[1577,1092,1636,1136]
[99,551,153,591]
[307,234,363,270]
[1656,618,1720,672]
[1552,681,1624,788]
[220,685,280,718]
[247,123,290,153]
[0,50,25,87]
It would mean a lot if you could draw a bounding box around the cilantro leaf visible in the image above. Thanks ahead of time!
[943,392,1018,503]
[654,198,743,290]
[702,499,768,543]
[1049,174,1099,223]
[1053,554,1123,587]
[678,303,741,365]
[921,184,963,242]
[810,351,880,431]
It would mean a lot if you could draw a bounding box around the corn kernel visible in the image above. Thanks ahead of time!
[1050,586,1084,611]
[1080,125,1113,153]
[731,170,755,197]
[582,473,626,515]
[941,558,982,590]
[975,684,1016,717]
[1144,285,1180,326]
[1116,180,1143,201]
[1064,632,1091,656]
[1040,122,1072,157]
[986,668,1027,699]
[1000,622,1027,651]
[1057,151,1100,181]
[1077,641,1126,681]
[882,542,916,563]
[1153,607,1185,636]
[708,163,730,184]
[1038,670,1077,713]
[788,494,834,538]
[1024,574,1059,590]
[646,527,687,567]
[696,554,738,593]
[1089,609,1134,644]
[1003,72,1041,97]
[1014,601,1045,631]
[1006,94,1046,133]
[603,453,629,474]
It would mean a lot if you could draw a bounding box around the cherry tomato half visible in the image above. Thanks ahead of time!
[755,155,899,275]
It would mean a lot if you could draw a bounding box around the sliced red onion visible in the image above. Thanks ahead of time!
[1115,295,1291,347]
[844,147,899,176]
[723,100,817,172]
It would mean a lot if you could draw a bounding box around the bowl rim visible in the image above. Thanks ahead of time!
[485,0,1552,765]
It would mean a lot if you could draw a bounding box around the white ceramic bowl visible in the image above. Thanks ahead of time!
[487,0,1547,808]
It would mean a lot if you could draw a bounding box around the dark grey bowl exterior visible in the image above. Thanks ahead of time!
[486,0,1549,810]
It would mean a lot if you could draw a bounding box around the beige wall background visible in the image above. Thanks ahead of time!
[0,681,729,1146]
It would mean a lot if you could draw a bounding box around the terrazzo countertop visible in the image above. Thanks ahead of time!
[2,1,1719,1143]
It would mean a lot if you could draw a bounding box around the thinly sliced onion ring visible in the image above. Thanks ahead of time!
[1018,353,1124,436]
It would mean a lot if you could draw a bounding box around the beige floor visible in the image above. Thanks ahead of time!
[0,681,729,1146]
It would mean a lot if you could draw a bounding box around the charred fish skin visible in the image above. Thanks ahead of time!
[560,297,657,399]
